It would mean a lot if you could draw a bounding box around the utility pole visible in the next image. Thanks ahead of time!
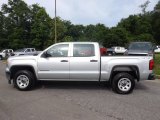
[54,0,57,43]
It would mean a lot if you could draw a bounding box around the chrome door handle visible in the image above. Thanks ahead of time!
[61,60,68,62]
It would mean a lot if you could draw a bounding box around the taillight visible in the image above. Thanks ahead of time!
[149,59,154,70]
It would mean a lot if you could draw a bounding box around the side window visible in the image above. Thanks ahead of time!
[31,49,35,52]
[47,44,69,57]
[117,47,120,50]
[26,49,31,52]
[73,44,95,57]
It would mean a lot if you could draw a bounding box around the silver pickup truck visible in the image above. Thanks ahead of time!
[13,48,37,56]
[5,42,154,94]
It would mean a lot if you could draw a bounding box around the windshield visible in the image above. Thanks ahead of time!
[128,42,152,51]
[15,49,25,52]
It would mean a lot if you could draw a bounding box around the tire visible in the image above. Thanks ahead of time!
[0,56,2,60]
[112,73,135,94]
[13,70,35,91]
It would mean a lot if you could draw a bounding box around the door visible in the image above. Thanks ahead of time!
[70,43,100,81]
[37,44,70,80]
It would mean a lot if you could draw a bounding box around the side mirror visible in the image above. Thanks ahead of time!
[42,51,51,58]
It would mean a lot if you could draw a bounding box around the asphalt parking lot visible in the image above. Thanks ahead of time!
[0,61,160,120]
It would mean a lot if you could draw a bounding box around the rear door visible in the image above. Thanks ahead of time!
[70,43,100,81]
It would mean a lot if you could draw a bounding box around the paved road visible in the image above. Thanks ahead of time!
[0,61,160,120]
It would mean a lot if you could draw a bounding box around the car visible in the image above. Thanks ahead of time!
[154,45,160,53]
[6,42,154,94]
[112,46,126,54]
[0,49,14,60]
[124,42,155,56]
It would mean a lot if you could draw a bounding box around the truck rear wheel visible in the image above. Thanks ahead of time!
[0,56,2,60]
[13,70,35,91]
[112,73,135,94]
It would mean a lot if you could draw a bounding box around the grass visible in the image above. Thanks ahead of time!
[154,54,160,75]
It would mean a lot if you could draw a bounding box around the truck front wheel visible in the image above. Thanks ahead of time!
[13,70,35,91]
[112,73,135,94]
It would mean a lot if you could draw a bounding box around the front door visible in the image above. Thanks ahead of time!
[37,44,70,80]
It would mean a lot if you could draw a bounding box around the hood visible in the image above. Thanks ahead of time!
[14,52,23,54]
[13,52,25,55]
[8,55,38,61]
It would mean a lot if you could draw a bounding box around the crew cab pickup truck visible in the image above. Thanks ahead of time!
[5,42,154,94]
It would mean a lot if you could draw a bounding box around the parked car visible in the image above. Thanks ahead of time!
[6,42,154,94]
[0,49,14,60]
[106,48,115,56]
[13,48,37,56]
[154,45,160,53]
[124,42,155,56]
[112,46,126,54]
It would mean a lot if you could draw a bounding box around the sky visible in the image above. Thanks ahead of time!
[0,0,159,27]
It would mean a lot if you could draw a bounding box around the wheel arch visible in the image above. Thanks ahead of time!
[110,65,140,83]
[10,65,37,80]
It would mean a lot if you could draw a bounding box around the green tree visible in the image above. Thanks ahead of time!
[0,11,7,49]
[84,24,109,44]
[118,13,153,43]
[30,4,52,49]
[104,27,128,47]
[152,1,160,44]
[140,0,150,14]
[1,0,31,49]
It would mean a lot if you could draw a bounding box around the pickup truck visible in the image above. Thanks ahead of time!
[0,49,14,60]
[154,45,160,53]
[5,42,155,94]
[13,48,37,56]
[124,42,155,56]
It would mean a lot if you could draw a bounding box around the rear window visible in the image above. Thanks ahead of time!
[129,42,152,51]
[9,50,13,52]
[31,49,35,52]
[73,44,95,57]
[26,49,31,52]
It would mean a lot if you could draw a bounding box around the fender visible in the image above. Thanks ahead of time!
[10,65,37,80]
[110,65,140,82]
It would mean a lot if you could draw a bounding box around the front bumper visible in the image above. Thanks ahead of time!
[148,73,155,80]
[5,68,11,84]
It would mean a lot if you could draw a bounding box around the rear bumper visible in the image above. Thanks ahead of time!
[148,73,155,80]
[5,68,11,84]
